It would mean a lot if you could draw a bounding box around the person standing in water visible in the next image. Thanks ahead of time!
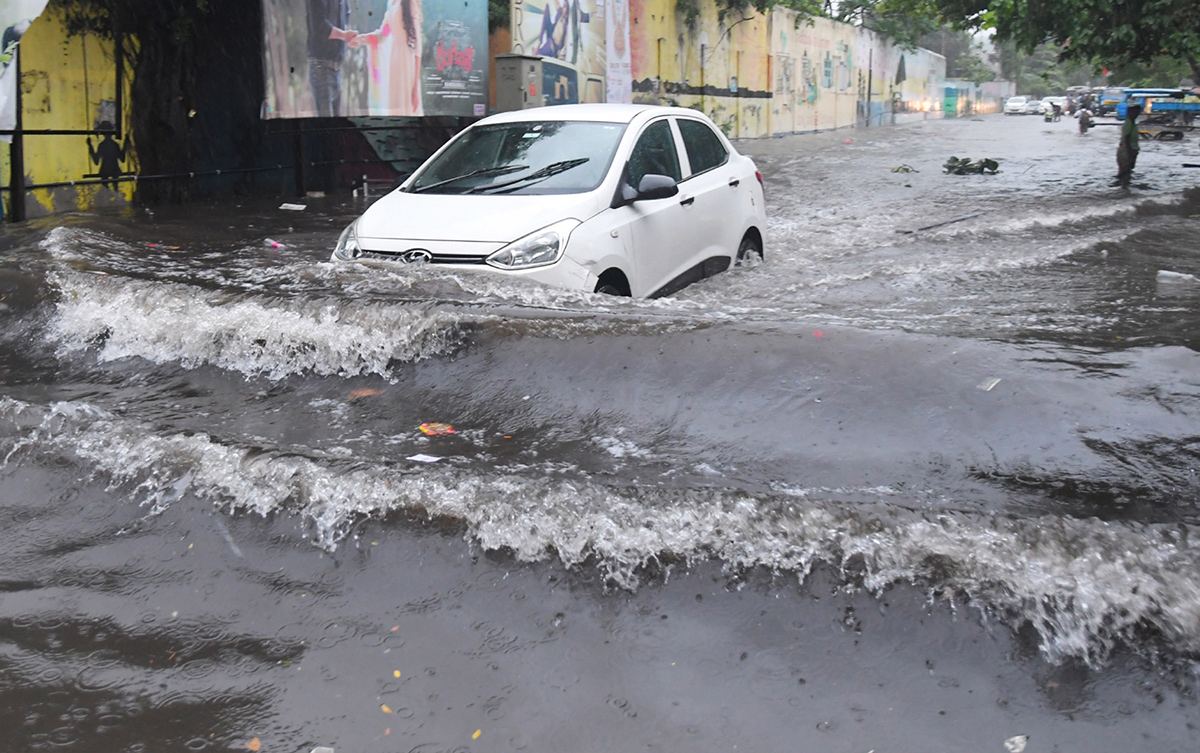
[1115,103,1142,187]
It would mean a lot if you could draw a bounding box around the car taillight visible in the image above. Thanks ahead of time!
[756,170,764,195]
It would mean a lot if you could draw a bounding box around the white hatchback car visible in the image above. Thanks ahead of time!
[332,104,767,298]
[1004,96,1032,115]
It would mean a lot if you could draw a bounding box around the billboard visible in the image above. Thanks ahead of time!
[510,0,607,105]
[261,0,488,119]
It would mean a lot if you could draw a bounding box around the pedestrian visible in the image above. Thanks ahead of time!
[1078,107,1092,135]
[1115,104,1142,186]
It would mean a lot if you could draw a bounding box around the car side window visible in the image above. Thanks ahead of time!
[677,119,728,176]
[626,120,682,188]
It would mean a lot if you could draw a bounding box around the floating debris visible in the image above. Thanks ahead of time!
[944,156,999,175]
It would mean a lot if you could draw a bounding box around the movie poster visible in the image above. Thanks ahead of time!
[510,0,606,105]
[261,0,488,119]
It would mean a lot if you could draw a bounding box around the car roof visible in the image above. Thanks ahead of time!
[477,103,695,126]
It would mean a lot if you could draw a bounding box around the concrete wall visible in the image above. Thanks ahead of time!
[510,2,950,138]
[628,0,772,138]
[1,8,134,219]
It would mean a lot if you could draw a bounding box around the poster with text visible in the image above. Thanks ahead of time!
[261,0,488,119]
[605,0,630,104]
[511,0,606,104]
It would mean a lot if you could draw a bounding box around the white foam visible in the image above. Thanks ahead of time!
[46,271,466,379]
[3,395,1198,664]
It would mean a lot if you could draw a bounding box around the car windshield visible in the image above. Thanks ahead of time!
[408,121,627,195]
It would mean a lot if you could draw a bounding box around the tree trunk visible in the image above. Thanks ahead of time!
[1186,53,1200,87]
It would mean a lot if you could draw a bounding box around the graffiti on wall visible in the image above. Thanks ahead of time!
[1,7,135,221]
[261,0,489,119]
[624,0,770,138]
[770,9,945,134]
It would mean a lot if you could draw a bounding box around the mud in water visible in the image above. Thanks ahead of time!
[1,114,1199,752]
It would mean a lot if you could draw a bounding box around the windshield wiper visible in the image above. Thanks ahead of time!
[469,158,590,194]
[409,164,528,194]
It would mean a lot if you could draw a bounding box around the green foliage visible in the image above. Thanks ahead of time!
[488,0,510,32]
[994,39,1098,96]
[944,156,999,174]
[1107,56,1196,87]
[48,0,213,62]
[918,26,995,83]
[891,0,1200,82]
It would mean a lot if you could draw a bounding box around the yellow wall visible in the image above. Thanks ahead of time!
[630,0,771,138]
[2,8,135,219]
[626,3,947,138]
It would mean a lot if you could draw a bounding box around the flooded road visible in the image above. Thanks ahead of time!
[2,114,1199,752]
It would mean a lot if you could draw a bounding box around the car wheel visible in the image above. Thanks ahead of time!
[594,271,631,296]
[735,234,763,267]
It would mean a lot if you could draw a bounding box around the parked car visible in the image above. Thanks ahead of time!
[332,104,767,298]
[1004,96,1032,115]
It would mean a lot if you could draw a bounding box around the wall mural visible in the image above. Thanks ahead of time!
[1,0,50,145]
[261,0,489,119]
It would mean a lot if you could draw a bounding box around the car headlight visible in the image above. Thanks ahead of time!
[486,219,580,270]
[332,221,362,260]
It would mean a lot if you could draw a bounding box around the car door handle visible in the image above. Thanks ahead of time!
[728,178,740,188]
[680,196,695,206]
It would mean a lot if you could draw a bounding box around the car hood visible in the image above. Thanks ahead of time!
[355,191,602,243]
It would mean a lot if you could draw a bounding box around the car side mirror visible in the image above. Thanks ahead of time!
[612,170,679,208]
[635,174,678,200]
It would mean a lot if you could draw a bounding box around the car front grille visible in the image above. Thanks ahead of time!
[359,249,489,265]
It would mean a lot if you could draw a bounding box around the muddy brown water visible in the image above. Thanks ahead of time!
[1,114,1199,752]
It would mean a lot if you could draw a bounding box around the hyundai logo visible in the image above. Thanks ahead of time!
[401,249,433,264]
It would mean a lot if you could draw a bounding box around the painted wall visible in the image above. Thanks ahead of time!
[770,13,868,135]
[1,8,134,220]
[507,1,948,139]
[628,0,771,138]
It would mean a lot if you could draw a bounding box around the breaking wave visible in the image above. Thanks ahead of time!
[3,396,1198,665]
[45,270,467,379]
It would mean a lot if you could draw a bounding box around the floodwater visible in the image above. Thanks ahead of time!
[1,113,1199,752]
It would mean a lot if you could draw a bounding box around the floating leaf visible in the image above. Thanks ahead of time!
[349,388,384,400]
[246,739,261,752]
[473,730,482,740]
[381,704,393,714]
[419,422,455,436]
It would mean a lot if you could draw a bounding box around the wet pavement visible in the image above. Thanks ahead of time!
[1,113,1199,752]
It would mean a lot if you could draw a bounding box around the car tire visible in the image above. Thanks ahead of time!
[735,234,763,267]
